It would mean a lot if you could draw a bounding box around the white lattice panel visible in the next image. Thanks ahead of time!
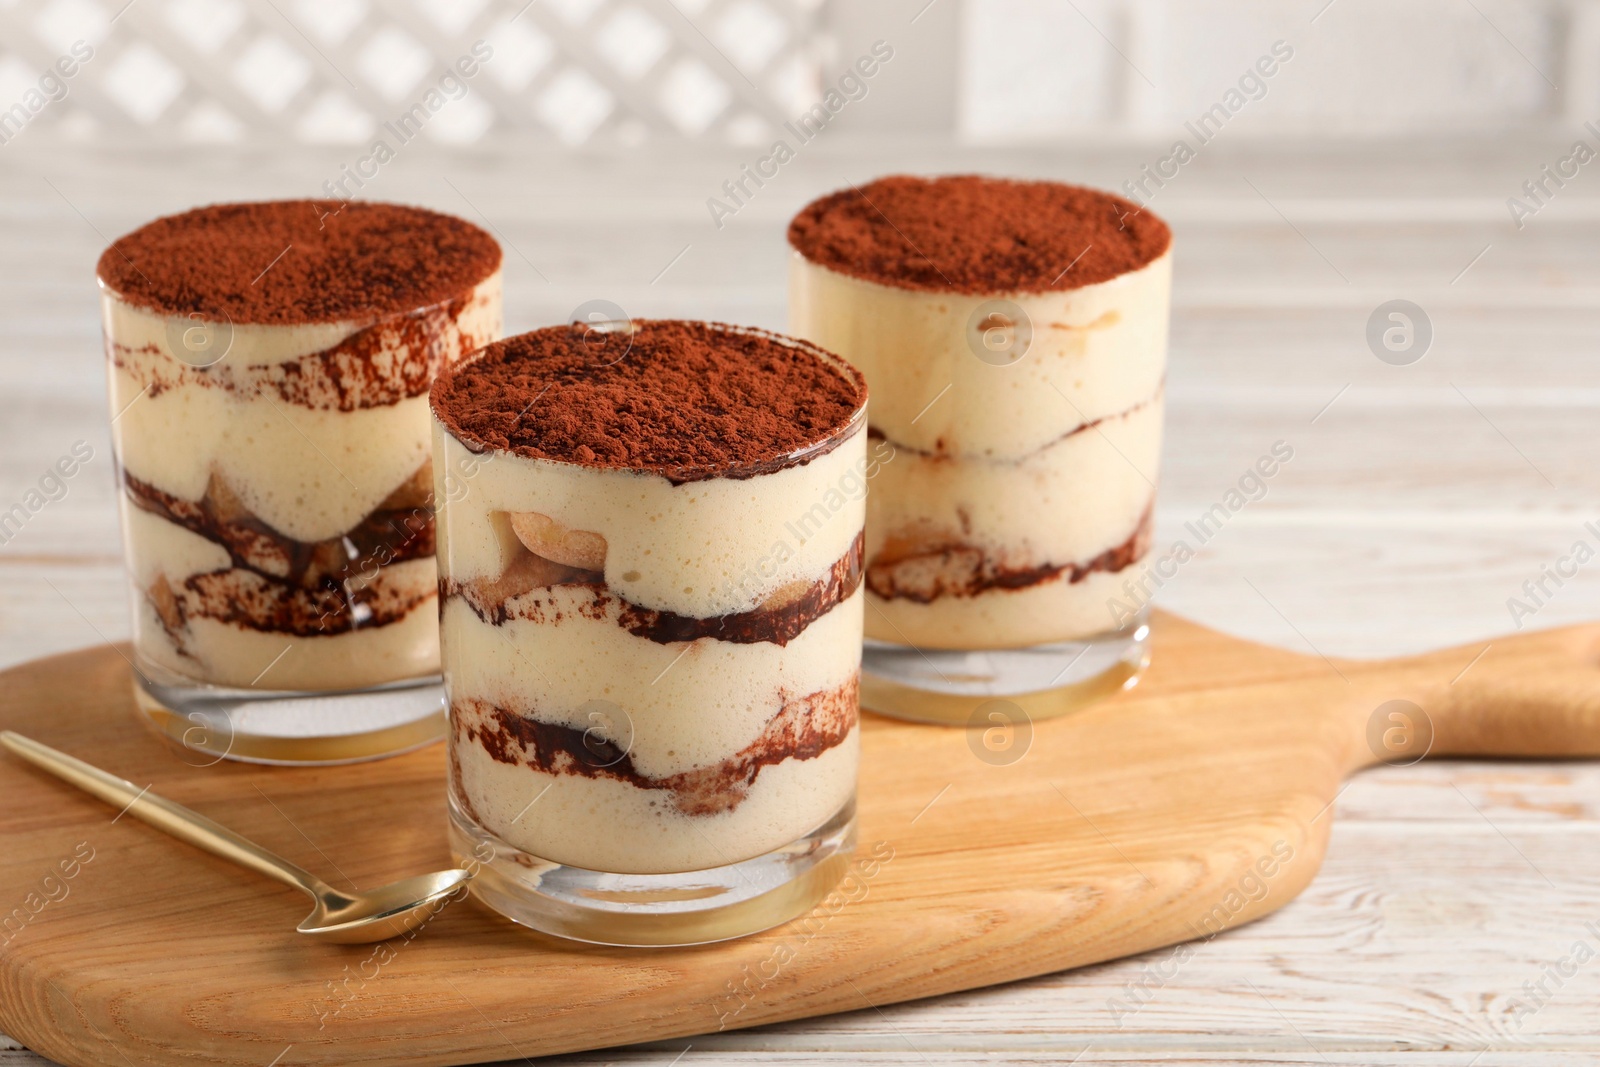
[0,0,830,145]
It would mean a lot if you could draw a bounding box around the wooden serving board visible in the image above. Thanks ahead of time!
[3,609,1600,1067]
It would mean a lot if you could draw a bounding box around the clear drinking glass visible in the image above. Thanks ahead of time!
[434,321,865,946]
[789,182,1171,725]
[99,201,502,764]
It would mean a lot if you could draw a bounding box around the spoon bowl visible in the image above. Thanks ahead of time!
[301,869,472,942]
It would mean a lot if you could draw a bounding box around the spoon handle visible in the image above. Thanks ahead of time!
[0,730,324,897]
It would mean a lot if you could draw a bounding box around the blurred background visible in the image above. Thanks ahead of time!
[0,0,1587,143]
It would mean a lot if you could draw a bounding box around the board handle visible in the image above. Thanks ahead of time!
[1361,621,1600,761]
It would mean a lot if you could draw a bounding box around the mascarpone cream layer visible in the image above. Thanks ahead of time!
[789,253,1170,461]
[133,553,440,689]
[791,249,1168,647]
[866,395,1161,582]
[441,588,862,779]
[105,273,501,544]
[431,416,867,620]
[869,564,1147,650]
[435,414,865,873]
[454,718,858,875]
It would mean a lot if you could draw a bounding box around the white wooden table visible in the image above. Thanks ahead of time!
[4,138,1599,1066]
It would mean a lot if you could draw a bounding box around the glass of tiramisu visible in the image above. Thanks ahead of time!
[789,175,1171,724]
[431,319,865,945]
[98,200,502,763]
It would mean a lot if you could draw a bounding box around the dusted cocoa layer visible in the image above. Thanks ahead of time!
[97,200,502,326]
[866,505,1153,604]
[105,290,491,411]
[453,675,857,817]
[442,533,864,647]
[788,175,1171,294]
[430,320,867,483]
[123,467,434,639]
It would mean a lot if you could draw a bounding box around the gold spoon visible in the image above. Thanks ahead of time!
[0,730,469,943]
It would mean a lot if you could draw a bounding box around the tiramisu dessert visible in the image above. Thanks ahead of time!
[98,201,502,760]
[789,175,1171,720]
[431,319,865,944]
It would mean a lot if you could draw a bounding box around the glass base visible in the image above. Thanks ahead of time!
[447,791,856,947]
[861,619,1149,726]
[134,668,447,766]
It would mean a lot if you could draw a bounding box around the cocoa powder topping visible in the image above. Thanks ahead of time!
[788,175,1171,294]
[430,320,867,480]
[97,200,502,325]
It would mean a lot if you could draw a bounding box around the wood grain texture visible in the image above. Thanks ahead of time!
[1,610,1598,1067]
